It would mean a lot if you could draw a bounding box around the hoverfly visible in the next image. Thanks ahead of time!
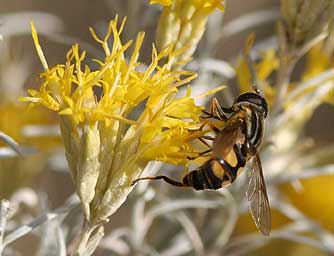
[133,88,271,235]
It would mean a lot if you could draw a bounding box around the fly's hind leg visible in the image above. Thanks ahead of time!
[132,175,189,187]
[134,129,215,187]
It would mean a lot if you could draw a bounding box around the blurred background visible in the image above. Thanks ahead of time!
[1,0,334,255]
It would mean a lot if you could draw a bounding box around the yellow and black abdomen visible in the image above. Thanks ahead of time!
[183,151,246,190]
[182,160,223,190]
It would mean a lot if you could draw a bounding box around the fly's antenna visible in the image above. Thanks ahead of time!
[252,84,261,94]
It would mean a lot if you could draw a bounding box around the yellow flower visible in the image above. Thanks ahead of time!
[150,0,224,12]
[153,0,224,65]
[303,42,333,80]
[0,103,47,199]
[21,16,208,229]
[0,94,59,200]
[283,40,334,120]
[0,102,59,149]
[150,0,172,6]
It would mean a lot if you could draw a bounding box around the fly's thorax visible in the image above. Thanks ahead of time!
[234,106,265,150]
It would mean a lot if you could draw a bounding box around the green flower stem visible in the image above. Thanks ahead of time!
[71,221,98,256]
[91,163,145,225]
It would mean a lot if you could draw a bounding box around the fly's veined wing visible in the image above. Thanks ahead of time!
[246,153,271,236]
[211,119,245,159]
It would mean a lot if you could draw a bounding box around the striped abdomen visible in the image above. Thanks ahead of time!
[183,148,246,190]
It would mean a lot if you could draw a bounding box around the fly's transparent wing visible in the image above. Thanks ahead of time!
[246,153,271,236]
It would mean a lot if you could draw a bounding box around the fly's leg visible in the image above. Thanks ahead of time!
[201,110,221,120]
[132,175,189,187]
[187,149,212,160]
[204,97,233,121]
[186,122,216,160]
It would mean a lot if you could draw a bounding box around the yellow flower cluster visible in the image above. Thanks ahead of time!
[152,0,224,64]
[303,42,334,80]
[21,16,207,224]
[150,0,224,12]
[23,17,203,163]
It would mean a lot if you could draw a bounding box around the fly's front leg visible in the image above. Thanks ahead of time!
[186,104,226,160]
[186,123,216,160]
[188,118,220,134]
[201,98,231,121]
[201,110,219,119]
[186,136,213,160]
[210,98,233,121]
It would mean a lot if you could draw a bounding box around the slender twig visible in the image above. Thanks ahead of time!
[0,200,11,256]
[174,212,205,256]
[56,225,67,256]
[284,69,334,103]
[213,190,238,250]
[243,44,264,92]
[81,226,104,256]
[271,164,334,184]
[138,198,225,249]
[224,226,332,256]
[272,198,334,250]
[187,58,236,79]
[2,201,78,248]
[160,233,193,256]
[99,228,131,254]
[216,8,280,45]
[271,55,296,116]
[131,194,146,251]
[0,131,21,155]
